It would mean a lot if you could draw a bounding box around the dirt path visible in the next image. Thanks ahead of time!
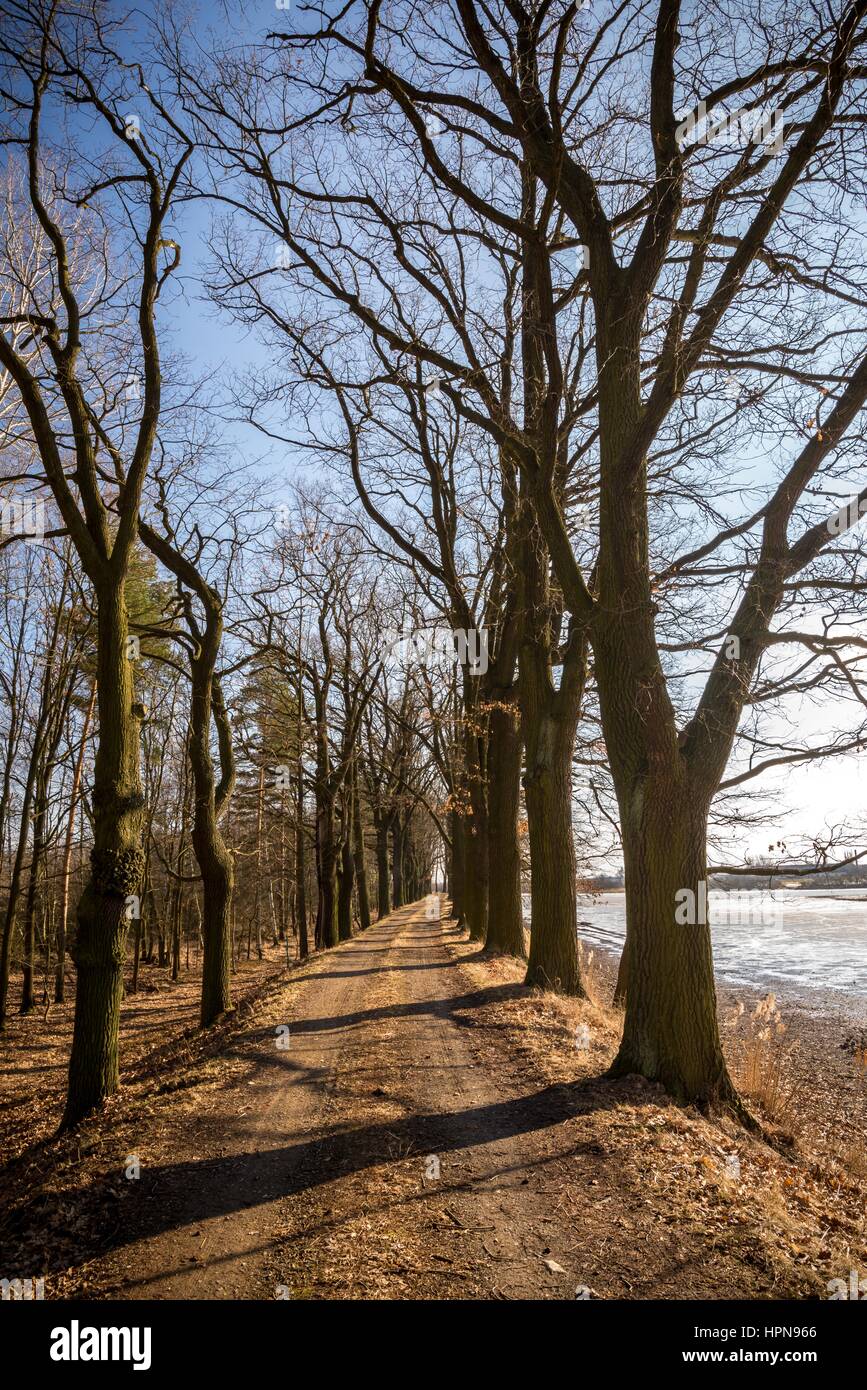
[93,900,598,1299]
[82,898,847,1301]
[264,900,603,1299]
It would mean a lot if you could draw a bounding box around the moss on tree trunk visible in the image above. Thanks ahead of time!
[62,585,144,1131]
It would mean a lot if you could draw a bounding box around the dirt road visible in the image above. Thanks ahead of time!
[88,902,599,1299]
[83,899,829,1301]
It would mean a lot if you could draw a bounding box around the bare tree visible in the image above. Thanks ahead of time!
[0,0,191,1125]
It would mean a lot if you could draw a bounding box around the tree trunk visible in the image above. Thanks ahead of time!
[278,792,287,943]
[318,795,339,947]
[461,738,489,943]
[189,665,235,1025]
[517,492,586,996]
[585,304,741,1105]
[449,806,465,926]
[253,765,265,960]
[608,790,736,1105]
[194,772,234,1010]
[522,704,585,995]
[484,700,526,957]
[62,583,145,1131]
[375,815,390,919]
[390,812,404,909]
[352,764,371,932]
[459,813,485,943]
[296,766,308,958]
[170,883,181,982]
[337,802,355,941]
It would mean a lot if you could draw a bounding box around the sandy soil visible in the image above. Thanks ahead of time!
[1,900,865,1300]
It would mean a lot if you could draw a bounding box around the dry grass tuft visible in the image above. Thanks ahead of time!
[576,940,613,1013]
[728,993,806,1129]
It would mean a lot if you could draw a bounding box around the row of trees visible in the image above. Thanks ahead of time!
[1,0,867,1127]
[0,486,445,1063]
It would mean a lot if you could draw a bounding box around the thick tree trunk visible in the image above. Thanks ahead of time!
[522,705,585,995]
[484,701,526,957]
[581,296,742,1107]
[62,584,145,1131]
[608,792,737,1105]
[318,796,339,948]
[186,659,235,1026]
[517,503,586,997]
[460,814,486,943]
[194,804,233,1024]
